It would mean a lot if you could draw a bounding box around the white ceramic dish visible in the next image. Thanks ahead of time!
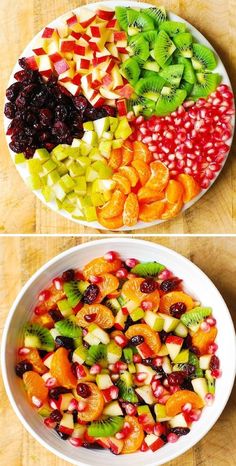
[3,1,235,230]
[1,238,236,466]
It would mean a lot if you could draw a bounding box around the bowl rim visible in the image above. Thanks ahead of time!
[3,0,235,231]
[1,237,236,466]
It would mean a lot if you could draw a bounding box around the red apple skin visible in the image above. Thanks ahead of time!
[79,14,96,29]
[42,27,54,38]
[90,26,101,38]
[116,99,128,117]
[54,59,70,75]
[71,31,81,40]
[25,56,38,70]
[72,74,82,85]
[49,52,62,63]
[97,9,114,21]
[80,58,90,70]
[137,342,153,359]
[67,15,78,27]
[150,437,165,452]
[102,74,113,88]
[92,96,105,108]
[96,438,110,448]
[60,40,75,53]
[101,388,113,403]
[106,59,116,74]
[74,44,86,56]
[59,425,74,435]
[166,335,183,345]
[108,438,124,454]
[114,31,127,42]
[107,18,117,28]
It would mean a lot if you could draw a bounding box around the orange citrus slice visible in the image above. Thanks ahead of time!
[96,273,119,301]
[122,140,133,166]
[166,390,204,417]
[118,166,139,187]
[83,257,122,279]
[122,277,145,304]
[23,371,48,403]
[177,174,201,203]
[74,382,104,422]
[19,348,47,375]
[131,160,151,186]
[139,200,165,222]
[76,303,115,328]
[166,179,184,203]
[123,193,139,227]
[159,291,194,314]
[161,198,183,220]
[191,326,217,355]
[108,148,122,170]
[133,141,153,163]
[96,208,124,230]
[113,173,131,195]
[146,290,160,312]
[125,324,161,356]
[138,186,165,204]
[122,416,144,454]
[50,347,77,389]
[146,161,169,191]
[100,190,126,219]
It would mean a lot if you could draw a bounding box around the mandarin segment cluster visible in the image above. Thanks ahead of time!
[16,251,220,454]
[4,5,234,228]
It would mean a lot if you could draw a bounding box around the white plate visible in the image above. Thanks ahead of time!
[1,238,236,466]
[4,1,235,230]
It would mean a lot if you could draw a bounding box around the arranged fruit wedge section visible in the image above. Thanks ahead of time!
[51,347,77,388]
[76,304,115,328]
[121,416,144,454]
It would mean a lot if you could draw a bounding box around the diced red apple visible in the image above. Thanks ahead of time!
[102,73,113,89]
[116,99,128,116]
[90,93,106,108]
[79,8,97,29]
[106,43,119,58]
[47,40,59,55]
[166,335,184,361]
[117,84,134,99]
[145,434,165,452]
[107,18,119,29]
[42,27,58,39]
[72,73,82,85]
[111,65,124,89]
[66,14,78,27]
[54,58,70,75]
[57,22,69,39]
[25,56,39,70]
[71,31,81,40]
[100,87,120,99]
[105,58,117,74]
[33,38,49,56]
[42,352,54,369]
[96,437,111,449]
[89,33,109,53]
[75,57,90,73]
[108,437,124,454]
[49,52,62,63]
[59,81,80,96]
[58,393,75,411]
[137,342,153,359]
[114,31,127,42]
[97,8,115,21]
[38,55,53,76]
[60,39,76,53]
[59,413,74,435]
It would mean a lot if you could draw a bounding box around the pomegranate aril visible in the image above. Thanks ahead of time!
[45,377,57,388]
[104,251,118,262]
[90,364,102,375]
[140,441,149,452]
[38,289,51,301]
[205,393,215,406]
[18,347,30,355]
[135,372,147,382]
[116,268,128,279]
[115,361,127,372]
[52,277,63,290]
[69,437,83,447]
[167,433,179,443]
[211,369,222,378]
[133,354,142,363]
[89,275,103,284]
[208,342,218,354]
[44,417,56,429]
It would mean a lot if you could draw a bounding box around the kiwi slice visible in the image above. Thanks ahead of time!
[63,281,82,308]
[55,316,82,339]
[24,323,55,352]
[127,10,155,36]
[127,36,149,64]
[155,87,187,116]
[180,306,212,329]
[192,43,217,70]
[141,70,159,79]
[135,75,166,101]
[88,416,124,437]
[104,298,121,314]
[159,64,184,87]
[159,20,186,36]
[154,30,176,67]
[131,261,165,277]
[191,73,221,98]
[180,80,194,96]
[189,352,203,377]
[143,60,160,73]
[85,344,107,367]
[144,6,167,26]
[141,30,158,48]
[178,56,196,84]
[116,379,138,403]
[121,57,140,85]
[115,6,129,31]
[173,32,193,58]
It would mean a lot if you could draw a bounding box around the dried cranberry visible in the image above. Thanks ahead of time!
[183,334,192,349]
[48,309,63,322]
[39,108,53,126]
[181,363,195,377]
[62,269,75,281]
[55,425,69,440]
[160,278,181,292]
[130,335,144,346]
[50,409,63,422]
[168,371,185,386]
[83,284,100,304]
[84,313,97,322]
[77,383,91,398]
[169,427,190,436]
[140,278,157,294]
[83,442,103,449]
[4,103,16,119]
[55,335,74,350]
[72,409,78,424]
[103,105,116,116]
[169,302,186,318]
[18,57,28,69]
[49,387,70,400]
[15,360,33,378]
[24,147,35,159]
[159,330,169,343]
[6,82,21,102]
[74,95,88,111]
[191,346,200,356]
[209,355,220,370]
[55,105,68,121]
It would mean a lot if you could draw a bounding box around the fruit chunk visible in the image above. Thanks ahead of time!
[177,174,201,203]
[112,173,131,195]
[122,416,144,454]
[159,291,194,314]
[83,257,122,279]
[165,389,204,417]
[131,160,151,186]
[50,347,77,388]
[23,371,48,403]
[131,261,165,277]
[191,326,217,355]
[133,141,152,163]
[122,278,145,304]
[191,377,208,400]
[139,200,165,222]
[97,273,119,301]
[88,416,124,437]
[180,307,212,329]
[146,161,169,192]
[19,348,47,375]
[125,323,161,356]
[24,323,55,352]
[123,193,139,227]
[96,209,124,230]
[76,303,114,328]
[166,335,183,360]
[99,190,126,219]
[166,179,184,203]
[74,382,104,422]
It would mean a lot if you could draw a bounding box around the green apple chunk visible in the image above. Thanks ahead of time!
[135,386,156,404]
[135,364,156,384]
[191,377,208,401]
[158,313,179,332]
[88,323,110,344]
[103,401,123,416]
[107,341,122,364]
[93,117,110,138]
[144,310,164,331]
[96,374,113,390]
[154,404,171,422]
[115,117,132,139]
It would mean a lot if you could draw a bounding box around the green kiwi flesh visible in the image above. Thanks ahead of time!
[154,30,176,67]
[135,75,166,101]
[131,261,165,277]
[85,344,107,367]
[88,416,124,437]
[115,6,129,31]
[55,316,82,338]
[63,281,82,308]
[159,20,186,36]
[24,323,55,352]
[180,306,212,328]
[192,43,217,70]
[159,64,184,86]
[191,73,220,98]
[144,6,167,26]
[173,32,193,58]
[121,57,140,85]
[127,36,149,64]
[155,87,187,116]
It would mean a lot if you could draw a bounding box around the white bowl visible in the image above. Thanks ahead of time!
[1,238,236,466]
[3,1,235,230]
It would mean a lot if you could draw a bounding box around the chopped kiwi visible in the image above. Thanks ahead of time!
[105,298,121,314]
[115,6,129,31]
[24,323,55,352]
[85,344,107,367]
[141,30,158,48]
[191,72,221,98]
[131,261,165,277]
[88,416,124,437]
[144,6,167,26]
[141,70,159,79]
[159,20,186,36]
[189,352,203,377]
[63,281,82,308]
[205,369,215,394]
[143,60,160,73]
[55,316,82,339]
[127,9,155,36]
[180,306,212,329]
[77,280,89,294]
[155,87,187,116]
[117,379,138,403]
[121,57,140,85]
[173,32,193,58]
[159,64,184,87]
[127,36,149,64]
[192,43,217,70]
[180,80,194,96]
[178,56,196,84]
[135,75,166,101]
[154,30,176,67]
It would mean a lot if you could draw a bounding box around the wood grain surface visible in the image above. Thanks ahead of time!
[0,0,236,234]
[0,236,235,466]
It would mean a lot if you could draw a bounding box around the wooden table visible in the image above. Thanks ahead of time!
[0,0,236,234]
[0,236,235,466]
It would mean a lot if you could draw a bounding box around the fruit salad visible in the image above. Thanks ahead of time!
[5,5,234,228]
[15,251,220,454]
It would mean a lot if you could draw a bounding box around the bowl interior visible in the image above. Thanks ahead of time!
[2,238,236,466]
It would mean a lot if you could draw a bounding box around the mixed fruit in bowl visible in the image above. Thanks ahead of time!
[15,251,220,454]
[4,5,234,228]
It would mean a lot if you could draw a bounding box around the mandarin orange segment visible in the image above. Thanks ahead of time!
[166,179,184,204]
[33,312,55,329]
[146,290,160,312]
[125,324,161,356]
[100,190,126,219]
[96,208,124,230]
[123,193,139,227]
[74,382,104,422]
[161,198,183,220]
[146,161,169,191]
[122,140,133,166]
[23,371,48,403]
[44,285,66,311]
[96,273,119,301]
[122,277,145,304]
[108,148,122,170]
[159,291,194,314]
[131,160,151,186]
[83,257,122,279]
[133,141,153,163]
[122,416,144,454]
[177,173,201,203]
[76,303,115,328]
[139,200,165,222]
[50,347,77,389]
[138,186,165,204]
[19,348,47,375]
[118,166,139,187]
[191,326,217,355]
[166,390,204,417]
[113,173,131,195]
